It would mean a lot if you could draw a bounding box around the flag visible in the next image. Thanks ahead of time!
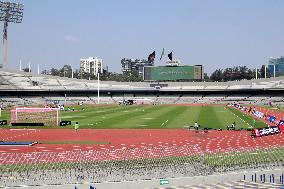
[148,51,155,63]
[279,120,284,126]
[90,185,96,189]
[268,116,276,123]
[168,52,173,61]
[75,186,78,189]
[159,48,165,60]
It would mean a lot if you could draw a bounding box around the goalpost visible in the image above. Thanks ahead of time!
[11,107,60,126]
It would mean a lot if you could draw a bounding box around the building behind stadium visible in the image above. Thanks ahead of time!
[80,57,103,75]
[268,56,284,77]
[121,58,154,76]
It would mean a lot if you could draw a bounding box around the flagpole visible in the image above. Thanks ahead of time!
[159,48,165,66]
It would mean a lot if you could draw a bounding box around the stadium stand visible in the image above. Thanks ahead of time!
[0,68,283,107]
[1,69,284,92]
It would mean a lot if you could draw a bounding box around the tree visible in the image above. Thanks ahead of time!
[50,68,60,76]
[22,68,30,72]
[208,66,261,81]
[239,66,249,79]
[260,65,268,78]
[59,65,72,78]
[41,69,50,75]
[203,73,210,81]
[210,69,223,82]
[73,69,80,79]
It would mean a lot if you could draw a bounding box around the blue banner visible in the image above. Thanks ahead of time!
[268,116,276,123]
[253,111,264,118]
[279,120,284,126]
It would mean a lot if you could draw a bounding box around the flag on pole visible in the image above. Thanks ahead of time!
[148,51,156,63]
[168,52,173,61]
[159,48,165,60]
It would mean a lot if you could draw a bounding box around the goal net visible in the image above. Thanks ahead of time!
[11,107,60,126]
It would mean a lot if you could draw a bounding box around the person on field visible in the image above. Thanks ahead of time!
[194,122,199,131]
[227,121,236,130]
[75,122,79,133]
[231,121,236,130]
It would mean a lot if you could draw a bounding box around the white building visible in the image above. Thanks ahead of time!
[80,57,103,75]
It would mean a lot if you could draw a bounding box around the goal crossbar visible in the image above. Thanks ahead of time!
[11,107,60,126]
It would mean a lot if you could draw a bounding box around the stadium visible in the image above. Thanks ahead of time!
[0,68,284,189]
[1,1,284,189]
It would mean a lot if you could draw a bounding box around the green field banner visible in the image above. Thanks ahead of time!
[144,66,202,81]
[160,179,169,185]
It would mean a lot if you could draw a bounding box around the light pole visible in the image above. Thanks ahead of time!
[0,1,24,68]
[97,72,100,104]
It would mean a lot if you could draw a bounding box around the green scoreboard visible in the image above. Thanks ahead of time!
[143,65,203,81]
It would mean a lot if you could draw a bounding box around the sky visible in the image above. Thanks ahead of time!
[1,0,284,74]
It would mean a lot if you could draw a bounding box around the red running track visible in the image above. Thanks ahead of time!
[0,129,284,154]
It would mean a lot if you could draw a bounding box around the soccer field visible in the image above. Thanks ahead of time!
[55,105,265,129]
[0,105,266,129]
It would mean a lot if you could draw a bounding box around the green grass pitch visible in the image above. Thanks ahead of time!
[0,105,267,129]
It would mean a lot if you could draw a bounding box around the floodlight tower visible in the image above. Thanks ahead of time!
[0,1,24,68]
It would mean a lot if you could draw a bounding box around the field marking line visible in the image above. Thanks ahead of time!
[137,124,148,127]
[161,119,169,127]
[61,115,86,118]
[224,107,252,128]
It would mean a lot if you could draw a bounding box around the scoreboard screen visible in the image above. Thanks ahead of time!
[143,65,203,81]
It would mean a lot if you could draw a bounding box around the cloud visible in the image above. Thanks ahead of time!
[64,35,79,42]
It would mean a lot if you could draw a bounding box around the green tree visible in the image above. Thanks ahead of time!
[210,69,223,81]
[22,68,31,72]
[41,69,49,75]
[50,68,60,76]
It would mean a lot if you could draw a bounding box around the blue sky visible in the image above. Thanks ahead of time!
[2,0,284,74]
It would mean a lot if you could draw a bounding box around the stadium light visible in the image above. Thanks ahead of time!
[0,1,24,68]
